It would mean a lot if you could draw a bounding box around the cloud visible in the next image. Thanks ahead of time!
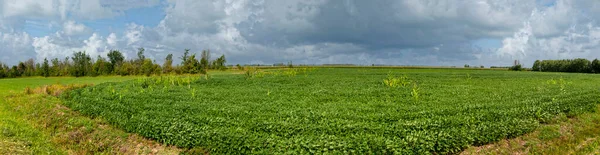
[497,0,600,66]
[32,32,112,62]
[3,0,600,67]
[107,33,118,47]
[62,20,90,36]
[0,31,34,64]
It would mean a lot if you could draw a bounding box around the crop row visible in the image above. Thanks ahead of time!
[61,68,600,154]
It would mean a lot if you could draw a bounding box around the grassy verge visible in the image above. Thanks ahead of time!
[0,103,61,154]
[0,76,180,154]
[462,104,600,154]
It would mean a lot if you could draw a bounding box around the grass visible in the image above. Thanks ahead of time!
[60,68,600,154]
[462,104,600,154]
[0,76,181,154]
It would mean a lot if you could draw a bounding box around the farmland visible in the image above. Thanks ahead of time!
[59,68,600,154]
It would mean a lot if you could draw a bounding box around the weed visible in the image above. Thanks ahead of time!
[383,72,411,88]
[411,83,420,101]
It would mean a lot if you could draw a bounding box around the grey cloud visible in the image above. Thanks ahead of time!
[237,0,535,49]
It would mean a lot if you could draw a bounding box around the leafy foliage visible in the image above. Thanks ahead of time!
[532,58,593,73]
[60,68,600,154]
[70,51,92,77]
[383,72,412,88]
[0,48,228,79]
[41,58,50,77]
[509,64,524,71]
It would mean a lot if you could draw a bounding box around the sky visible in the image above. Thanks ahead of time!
[1,0,600,67]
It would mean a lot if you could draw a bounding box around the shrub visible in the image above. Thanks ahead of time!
[509,64,523,71]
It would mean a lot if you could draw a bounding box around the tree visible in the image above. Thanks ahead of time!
[509,64,523,71]
[180,49,190,65]
[71,51,92,77]
[182,54,200,74]
[0,62,6,78]
[23,59,35,76]
[35,63,42,76]
[107,50,124,73]
[134,48,146,75]
[9,66,19,78]
[141,59,155,77]
[117,62,135,76]
[532,60,541,71]
[41,58,50,77]
[153,63,162,75]
[163,54,173,73]
[592,59,600,73]
[17,62,26,76]
[92,55,110,76]
[200,50,210,74]
[137,48,146,61]
[61,57,71,76]
[50,58,60,76]
[212,54,227,70]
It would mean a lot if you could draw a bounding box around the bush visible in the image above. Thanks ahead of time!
[509,64,523,71]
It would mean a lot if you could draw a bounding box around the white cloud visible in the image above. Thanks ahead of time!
[32,33,110,62]
[497,0,600,67]
[107,33,118,47]
[0,31,34,64]
[62,20,89,36]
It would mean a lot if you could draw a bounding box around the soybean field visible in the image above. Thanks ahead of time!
[61,68,600,154]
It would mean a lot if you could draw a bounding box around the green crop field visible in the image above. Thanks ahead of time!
[58,68,600,154]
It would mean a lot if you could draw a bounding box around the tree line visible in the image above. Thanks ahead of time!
[0,48,227,78]
[531,58,600,73]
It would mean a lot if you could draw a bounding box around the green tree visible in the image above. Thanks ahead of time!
[509,64,523,71]
[117,62,135,76]
[532,60,541,71]
[92,55,111,76]
[180,49,190,65]
[71,51,92,77]
[8,66,18,78]
[16,62,26,76]
[592,59,600,73]
[199,50,210,74]
[182,54,200,74]
[23,59,35,76]
[213,54,227,70]
[41,58,50,77]
[163,54,173,73]
[142,59,155,77]
[61,57,70,76]
[50,58,60,76]
[136,48,146,64]
[107,50,124,74]
[106,50,125,73]
[134,48,146,75]
[0,62,6,78]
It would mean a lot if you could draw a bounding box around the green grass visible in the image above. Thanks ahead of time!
[462,104,600,154]
[60,68,600,154]
[0,76,139,154]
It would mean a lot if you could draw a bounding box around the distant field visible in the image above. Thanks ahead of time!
[60,68,600,154]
